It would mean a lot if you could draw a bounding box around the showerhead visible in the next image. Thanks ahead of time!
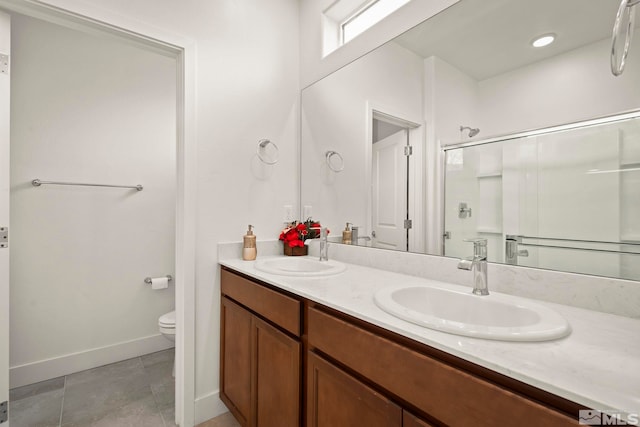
[460,126,480,138]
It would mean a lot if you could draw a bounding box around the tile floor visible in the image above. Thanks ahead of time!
[9,349,177,427]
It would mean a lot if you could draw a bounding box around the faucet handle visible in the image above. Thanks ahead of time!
[464,237,487,245]
[463,238,487,257]
[457,257,474,270]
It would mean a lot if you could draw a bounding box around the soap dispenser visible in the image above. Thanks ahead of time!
[342,222,352,245]
[243,225,257,261]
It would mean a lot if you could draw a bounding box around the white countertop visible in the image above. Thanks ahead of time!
[219,255,640,422]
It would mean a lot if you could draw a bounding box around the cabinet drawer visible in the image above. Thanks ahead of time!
[221,268,301,336]
[308,307,574,427]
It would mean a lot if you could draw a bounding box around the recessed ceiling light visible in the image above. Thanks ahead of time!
[532,34,556,48]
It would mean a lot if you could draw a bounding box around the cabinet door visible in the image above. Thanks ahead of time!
[221,297,252,426]
[253,317,301,427]
[403,411,435,427]
[307,351,402,427]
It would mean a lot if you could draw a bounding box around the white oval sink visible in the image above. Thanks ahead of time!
[254,257,346,277]
[374,284,571,341]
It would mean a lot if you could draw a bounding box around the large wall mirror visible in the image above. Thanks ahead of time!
[300,0,640,281]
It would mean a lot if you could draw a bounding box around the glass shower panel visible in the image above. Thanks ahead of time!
[443,141,505,263]
[443,114,640,281]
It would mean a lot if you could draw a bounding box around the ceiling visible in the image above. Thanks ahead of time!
[393,0,635,80]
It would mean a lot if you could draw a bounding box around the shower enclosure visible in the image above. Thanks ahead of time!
[443,110,640,281]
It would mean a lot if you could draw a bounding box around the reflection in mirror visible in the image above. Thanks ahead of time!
[444,112,640,281]
[301,42,426,252]
[371,112,420,251]
[300,0,640,281]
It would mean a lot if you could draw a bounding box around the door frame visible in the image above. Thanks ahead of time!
[0,9,9,427]
[365,101,424,253]
[0,1,197,426]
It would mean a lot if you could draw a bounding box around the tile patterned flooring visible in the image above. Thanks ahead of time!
[9,348,240,427]
[9,349,177,427]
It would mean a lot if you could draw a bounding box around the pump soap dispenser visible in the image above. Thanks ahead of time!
[342,222,352,245]
[243,225,257,261]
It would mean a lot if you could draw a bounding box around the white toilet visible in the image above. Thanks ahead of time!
[159,310,176,376]
[159,310,176,341]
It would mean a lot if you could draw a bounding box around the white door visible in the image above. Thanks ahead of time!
[372,129,408,250]
[0,9,10,425]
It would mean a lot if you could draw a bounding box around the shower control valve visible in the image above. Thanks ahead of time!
[458,202,472,219]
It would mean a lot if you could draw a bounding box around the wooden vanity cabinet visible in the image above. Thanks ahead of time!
[220,267,581,427]
[220,269,301,427]
[306,306,577,427]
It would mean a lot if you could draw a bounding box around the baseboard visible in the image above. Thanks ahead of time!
[10,333,174,388]
[194,390,228,426]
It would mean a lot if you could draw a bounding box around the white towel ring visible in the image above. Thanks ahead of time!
[257,139,279,165]
[611,0,639,76]
[326,150,344,172]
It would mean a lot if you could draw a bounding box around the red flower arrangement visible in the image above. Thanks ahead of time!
[279,219,327,248]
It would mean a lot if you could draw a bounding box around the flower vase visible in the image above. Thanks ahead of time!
[283,244,308,256]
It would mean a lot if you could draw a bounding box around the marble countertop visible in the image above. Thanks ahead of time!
[219,255,640,421]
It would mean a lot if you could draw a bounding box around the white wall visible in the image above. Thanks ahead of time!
[10,14,176,386]
[476,38,640,140]
[301,42,423,238]
[424,38,640,147]
[28,0,301,422]
[423,56,480,253]
[300,0,458,87]
[424,56,479,144]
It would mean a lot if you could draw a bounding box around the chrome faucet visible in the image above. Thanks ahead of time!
[505,235,529,265]
[350,226,371,246]
[457,238,489,296]
[319,227,329,261]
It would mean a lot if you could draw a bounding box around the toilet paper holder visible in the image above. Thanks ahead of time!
[144,275,173,284]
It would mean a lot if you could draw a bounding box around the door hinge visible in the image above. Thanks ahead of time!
[443,231,451,240]
[404,145,413,156]
[0,53,8,75]
[404,219,412,230]
[0,400,7,423]
[0,227,7,248]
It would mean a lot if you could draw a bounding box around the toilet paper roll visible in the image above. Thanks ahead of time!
[151,277,169,290]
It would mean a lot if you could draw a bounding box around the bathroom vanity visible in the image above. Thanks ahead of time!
[217,259,631,427]
[220,268,301,427]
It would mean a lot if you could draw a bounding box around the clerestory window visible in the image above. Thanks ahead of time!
[341,0,411,44]
[323,0,411,57]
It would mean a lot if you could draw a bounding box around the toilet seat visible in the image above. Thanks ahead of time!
[159,325,176,335]
[159,310,176,328]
